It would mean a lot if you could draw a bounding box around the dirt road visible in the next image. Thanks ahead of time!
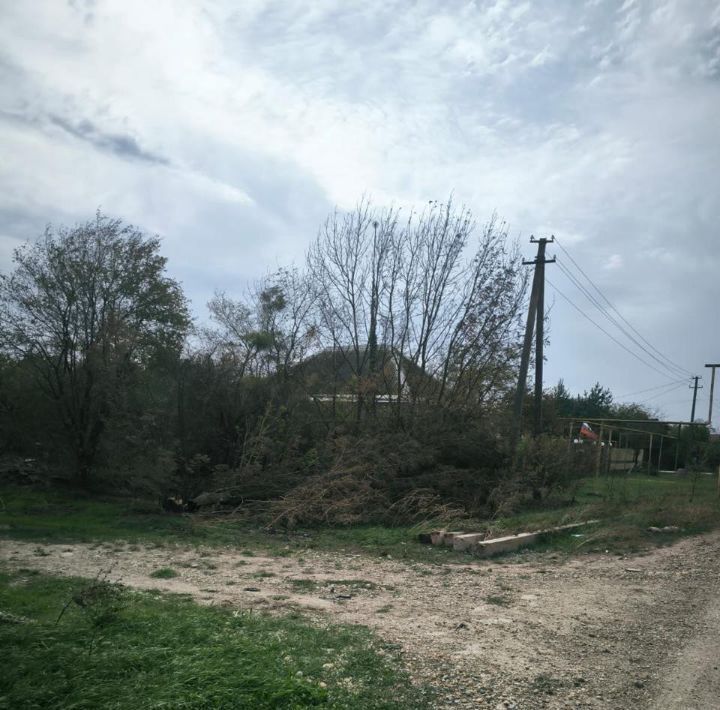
[3,533,720,709]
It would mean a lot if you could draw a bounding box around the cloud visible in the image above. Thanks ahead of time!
[47,114,169,165]
[603,254,623,270]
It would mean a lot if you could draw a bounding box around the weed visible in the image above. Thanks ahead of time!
[485,595,511,607]
[17,568,40,576]
[532,673,564,696]
[56,569,128,654]
[149,567,178,579]
[289,579,318,592]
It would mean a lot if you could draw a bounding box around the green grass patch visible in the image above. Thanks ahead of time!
[149,567,179,579]
[484,473,720,556]
[0,485,467,561]
[2,473,719,562]
[0,568,430,709]
[0,487,467,563]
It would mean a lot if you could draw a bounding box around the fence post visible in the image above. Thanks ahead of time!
[594,424,605,478]
[674,424,681,470]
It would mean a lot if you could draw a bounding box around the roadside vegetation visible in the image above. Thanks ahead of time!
[0,568,430,710]
[1,204,716,533]
[2,471,718,561]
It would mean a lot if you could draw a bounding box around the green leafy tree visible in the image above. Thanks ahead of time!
[0,212,189,485]
[582,382,614,418]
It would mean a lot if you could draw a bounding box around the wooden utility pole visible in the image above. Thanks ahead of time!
[689,376,703,423]
[704,364,719,426]
[533,237,553,437]
[511,236,555,449]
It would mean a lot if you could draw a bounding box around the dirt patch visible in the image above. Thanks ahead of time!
[3,533,720,709]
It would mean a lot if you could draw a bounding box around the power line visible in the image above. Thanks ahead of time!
[555,239,692,377]
[617,379,688,399]
[639,381,687,404]
[546,278,686,382]
[555,258,687,380]
[554,258,688,380]
[554,238,692,377]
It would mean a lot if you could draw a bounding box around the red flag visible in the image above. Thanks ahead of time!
[579,422,599,441]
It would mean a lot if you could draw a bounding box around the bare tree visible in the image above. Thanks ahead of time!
[307,199,397,420]
[206,292,264,378]
[306,198,527,424]
[256,268,318,379]
[207,267,317,380]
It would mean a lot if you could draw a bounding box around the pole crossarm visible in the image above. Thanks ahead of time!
[522,257,557,265]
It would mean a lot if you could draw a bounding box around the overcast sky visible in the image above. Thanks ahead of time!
[1,0,718,423]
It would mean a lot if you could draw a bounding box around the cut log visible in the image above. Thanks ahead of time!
[452,533,487,551]
[442,531,466,547]
[475,531,540,557]
[430,530,446,545]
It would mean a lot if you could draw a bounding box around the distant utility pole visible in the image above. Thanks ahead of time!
[705,364,720,427]
[689,375,703,423]
[511,236,555,448]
